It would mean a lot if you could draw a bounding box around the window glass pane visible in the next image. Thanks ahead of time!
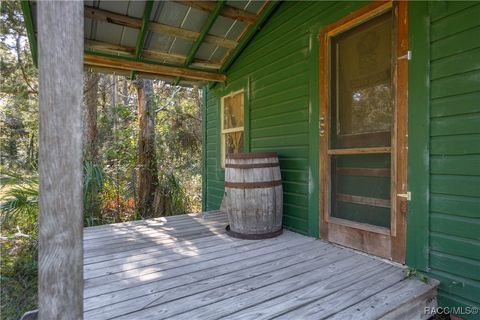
[332,13,393,137]
[223,92,244,129]
[224,131,244,156]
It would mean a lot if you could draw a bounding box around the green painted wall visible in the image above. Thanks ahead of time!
[204,1,370,235]
[408,1,480,316]
[203,1,480,314]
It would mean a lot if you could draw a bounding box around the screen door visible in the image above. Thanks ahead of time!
[319,2,408,262]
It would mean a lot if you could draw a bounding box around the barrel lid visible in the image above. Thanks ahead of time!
[227,152,278,159]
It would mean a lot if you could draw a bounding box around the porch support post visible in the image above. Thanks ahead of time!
[37,1,84,319]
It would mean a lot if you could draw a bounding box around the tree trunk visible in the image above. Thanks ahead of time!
[84,72,100,161]
[122,78,129,105]
[134,79,158,218]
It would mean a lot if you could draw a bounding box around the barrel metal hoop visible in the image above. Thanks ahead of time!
[225,225,283,240]
[225,180,282,189]
[225,162,279,169]
[226,152,278,160]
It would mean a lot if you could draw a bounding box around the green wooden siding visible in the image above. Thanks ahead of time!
[204,1,369,235]
[203,1,480,314]
[426,2,480,316]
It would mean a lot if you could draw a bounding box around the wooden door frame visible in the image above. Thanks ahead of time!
[319,1,408,262]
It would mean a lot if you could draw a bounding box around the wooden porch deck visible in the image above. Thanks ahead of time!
[83,211,438,320]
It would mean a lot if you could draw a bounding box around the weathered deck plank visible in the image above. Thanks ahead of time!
[85,243,345,319]
[84,233,302,283]
[84,240,316,313]
[84,233,306,296]
[83,212,437,320]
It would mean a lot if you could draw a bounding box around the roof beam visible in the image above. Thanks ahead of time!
[175,0,225,85]
[221,1,281,72]
[134,1,154,58]
[20,0,37,65]
[131,0,154,78]
[85,65,207,86]
[85,39,222,69]
[175,1,258,24]
[84,6,237,49]
[84,53,226,82]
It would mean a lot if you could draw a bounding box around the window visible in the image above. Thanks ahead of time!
[220,90,244,168]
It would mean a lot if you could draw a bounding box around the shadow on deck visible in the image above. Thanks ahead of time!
[83,211,438,319]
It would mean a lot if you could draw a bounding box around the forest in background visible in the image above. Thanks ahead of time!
[0,2,203,318]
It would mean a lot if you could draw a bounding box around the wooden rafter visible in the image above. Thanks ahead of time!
[220,1,280,72]
[84,53,226,82]
[85,6,237,49]
[175,0,225,85]
[131,0,154,78]
[84,39,222,69]
[20,0,37,65]
[174,1,258,23]
[86,65,206,84]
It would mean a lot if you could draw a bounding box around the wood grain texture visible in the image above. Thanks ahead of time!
[81,212,437,319]
[327,147,392,155]
[174,1,258,24]
[224,154,283,235]
[37,1,84,319]
[84,54,226,82]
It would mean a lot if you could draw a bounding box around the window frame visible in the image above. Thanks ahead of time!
[220,89,245,168]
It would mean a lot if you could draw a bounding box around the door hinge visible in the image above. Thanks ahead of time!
[397,191,411,201]
[398,51,412,61]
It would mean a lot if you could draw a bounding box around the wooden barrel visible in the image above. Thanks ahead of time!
[224,152,283,239]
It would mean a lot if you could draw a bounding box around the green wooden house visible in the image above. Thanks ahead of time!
[200,1,480,316]
[22,0,479,318]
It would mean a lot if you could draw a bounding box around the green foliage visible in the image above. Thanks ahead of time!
[406,267,429,283]
[0,172,38,229]
[0,172,38,320]
[83,160,104,226]
[1,1,38,171]
[1,5,203,317]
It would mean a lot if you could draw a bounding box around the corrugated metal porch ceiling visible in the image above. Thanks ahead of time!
[25,1,278,85]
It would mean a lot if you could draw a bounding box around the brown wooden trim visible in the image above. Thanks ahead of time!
[227,152,278,159]
[319,1,392,39]
[391,0,408,263]
[225,180,282,189]
[85,39,134,55]
[225,163,279,169]
[175,1,258,24]
[84,54,226,82]
[329,217,391,235]
[85,40,222,69]
[336,193,391,208]
[143,50,186,65]
[190,60,222,70]
[327,220,392,260]
[333,131,391,149]
[84,6,238,49]
[84,6,141,29]
[319,17,329,239]
[319,0,408,263]
[328,222,391,259]
[327,147,392,155]
[336,167,391,177]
